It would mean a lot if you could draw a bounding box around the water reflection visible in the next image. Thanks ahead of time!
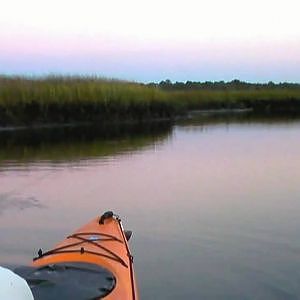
[0,121,172,168]
[0,192,45,215]
[180,111,300,127]
[1,115,300,299]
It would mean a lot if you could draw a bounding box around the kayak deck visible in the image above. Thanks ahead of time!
[15,211,138,300]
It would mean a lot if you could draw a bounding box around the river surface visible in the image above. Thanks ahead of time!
[1,115,300,299]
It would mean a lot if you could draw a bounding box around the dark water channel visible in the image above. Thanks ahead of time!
[1,115,300,299]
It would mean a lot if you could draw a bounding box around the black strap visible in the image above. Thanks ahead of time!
[34,231,128,268]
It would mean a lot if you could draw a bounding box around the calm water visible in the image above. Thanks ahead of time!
[1,116,300,299]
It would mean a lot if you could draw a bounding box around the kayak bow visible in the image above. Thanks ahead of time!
[15,211,139,300]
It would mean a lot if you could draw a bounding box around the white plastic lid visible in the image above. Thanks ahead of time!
[0,266,34,300]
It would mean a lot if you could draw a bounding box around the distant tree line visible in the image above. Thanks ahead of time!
[148,79,300,91]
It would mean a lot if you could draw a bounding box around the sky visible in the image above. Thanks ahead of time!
[0,0,300,82]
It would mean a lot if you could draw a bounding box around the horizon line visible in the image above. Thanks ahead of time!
[1,73,300,85]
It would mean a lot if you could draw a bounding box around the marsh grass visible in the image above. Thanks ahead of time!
[1,76,300,125]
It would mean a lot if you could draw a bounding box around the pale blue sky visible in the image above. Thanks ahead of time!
[1,0,299,82]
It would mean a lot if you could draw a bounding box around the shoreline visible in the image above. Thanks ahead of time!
[0,117,174,132]
[2,107,300,132]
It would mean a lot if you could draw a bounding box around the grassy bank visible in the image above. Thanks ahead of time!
[1,76,300,126]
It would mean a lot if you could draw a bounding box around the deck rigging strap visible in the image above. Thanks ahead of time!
[33,231,128,268]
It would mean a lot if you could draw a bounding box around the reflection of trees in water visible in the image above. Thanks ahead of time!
[0,193,45,215]
[0,121,172,163]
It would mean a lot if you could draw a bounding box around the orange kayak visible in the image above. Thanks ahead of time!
[15,211,139,300]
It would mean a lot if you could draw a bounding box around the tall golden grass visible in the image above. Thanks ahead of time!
[1,76,300,125]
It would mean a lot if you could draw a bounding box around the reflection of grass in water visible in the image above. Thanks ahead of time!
[0,122,171,162]
[0,137,161,162]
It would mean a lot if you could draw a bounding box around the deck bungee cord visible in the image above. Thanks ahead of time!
[34,231,128,267]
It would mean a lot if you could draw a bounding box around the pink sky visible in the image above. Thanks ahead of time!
[1,0,300,82]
